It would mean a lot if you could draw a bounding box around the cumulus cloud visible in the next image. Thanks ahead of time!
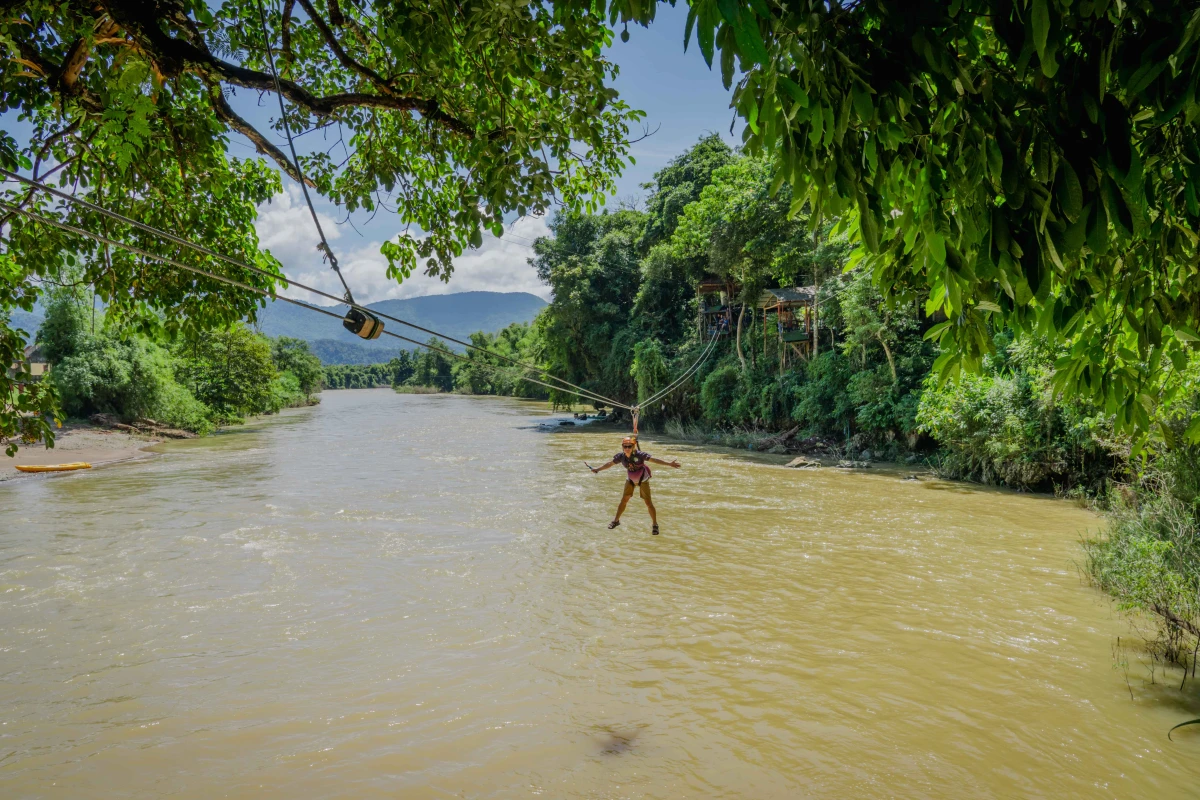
[254,188,551,305]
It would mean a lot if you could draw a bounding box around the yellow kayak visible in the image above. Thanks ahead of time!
[14,462,92,473]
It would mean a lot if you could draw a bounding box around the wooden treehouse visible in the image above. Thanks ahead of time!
[696,277,742,339]
[759,287,818,368]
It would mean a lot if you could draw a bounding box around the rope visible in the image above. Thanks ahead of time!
[252,0,355,305]
[0,169,628,409]
[0,201,630,409]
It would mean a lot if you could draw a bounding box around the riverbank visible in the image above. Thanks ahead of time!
[0,423,161,482]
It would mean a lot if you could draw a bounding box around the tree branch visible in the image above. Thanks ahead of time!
[326,0,346,27]
[58,36,90,87]
[293,0,391,91]
[1155,604,1200,642]
[14,38,103,112]
[100,0,476,136]
[280,0,296,64]
[207,86,315,187]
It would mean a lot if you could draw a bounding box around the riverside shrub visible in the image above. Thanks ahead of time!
[917,336,1118,492]
[1084,448,1200,665]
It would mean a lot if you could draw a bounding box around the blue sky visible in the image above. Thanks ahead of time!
[246,2,740,303]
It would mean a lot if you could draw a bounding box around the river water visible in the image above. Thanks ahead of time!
[1,390,1196,798]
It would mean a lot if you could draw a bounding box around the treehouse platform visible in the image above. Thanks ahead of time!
[697,277,742,339]
[759,286,817,368]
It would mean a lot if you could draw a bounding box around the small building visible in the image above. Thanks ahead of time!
[8,344,49,382]
[697,277,742,339]
[758,286,817,367]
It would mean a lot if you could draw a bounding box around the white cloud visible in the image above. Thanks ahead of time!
[254,189,551,305]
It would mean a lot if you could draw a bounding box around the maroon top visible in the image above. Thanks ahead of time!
[613,450,652,483]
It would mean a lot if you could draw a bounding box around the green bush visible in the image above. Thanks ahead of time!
[268,370,307,411]
[54,334,161,418]
[52,332,215,433]
[173,326,279,421]
[407,337,454,392]
[271,337,323,397]
[36,286,90,363]
[699,363,741,422]
[1084,456,1200,665]
[917,336,1118,492]
[790,350,855,439]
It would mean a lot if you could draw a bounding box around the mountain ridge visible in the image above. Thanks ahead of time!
[255,291,547,363]
[8,290,548,364]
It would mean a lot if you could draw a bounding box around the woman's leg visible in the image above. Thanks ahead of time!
[639,480,657,525]
[614,480,636,522]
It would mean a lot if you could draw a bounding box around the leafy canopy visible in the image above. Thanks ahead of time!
[678,0,1200,442]
[0,0,648,447]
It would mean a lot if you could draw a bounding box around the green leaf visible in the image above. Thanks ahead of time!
[1086,201,1109,254]
[1062,215,1087,255]
[1031,0,1051,62]
[1127,58,1170,97]
[1103,176,1134,237]
[1185,417,1200,445]
[987,139,1004,186]
[1172,324,1200,342]
[684,6,698,51]
[852,86,873,121]
[809,104,825,145]
[721,38,735,89]
[731,12,770,65]
[1168,719,1200,740]
[923,320,952,341]
[697,15,716,66]
[856,190,880,252]
[1056,159,1083,222]
[976,300,1001,313]
[927,231,946,265]
[778,75,809,108]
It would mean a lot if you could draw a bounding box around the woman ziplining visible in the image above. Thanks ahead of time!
[590,434,681,536]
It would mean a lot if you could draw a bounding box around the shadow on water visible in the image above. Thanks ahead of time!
[594,725,646,756]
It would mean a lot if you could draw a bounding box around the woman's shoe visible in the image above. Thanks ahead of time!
[608,520,620,529]
[651,524,659,535]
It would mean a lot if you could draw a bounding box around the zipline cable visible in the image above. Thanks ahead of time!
[643,335,717,407]
[0,201,633,409]
[5,194,721,419]
[252,0,356,305]
[637,331,720,411]
[0,169,628,409]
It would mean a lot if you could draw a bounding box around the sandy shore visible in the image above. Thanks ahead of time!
[0,425,161,482]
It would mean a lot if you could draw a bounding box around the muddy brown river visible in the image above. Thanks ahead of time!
[1,390,1196,797]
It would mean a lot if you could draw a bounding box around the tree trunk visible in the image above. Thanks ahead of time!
[878,334,897,383]
[735,302,747,372]
[812,275,819,359]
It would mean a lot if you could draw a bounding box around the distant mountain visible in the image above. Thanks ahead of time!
[254,291,547,363]
[307,339,413,365]
[9,309,43,340]
[7,290,548,364]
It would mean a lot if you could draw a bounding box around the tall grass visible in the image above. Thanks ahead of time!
[393,385,443,395]
[663,419,780,451]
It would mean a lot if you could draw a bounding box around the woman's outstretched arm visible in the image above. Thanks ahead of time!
[647,457,681,468]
